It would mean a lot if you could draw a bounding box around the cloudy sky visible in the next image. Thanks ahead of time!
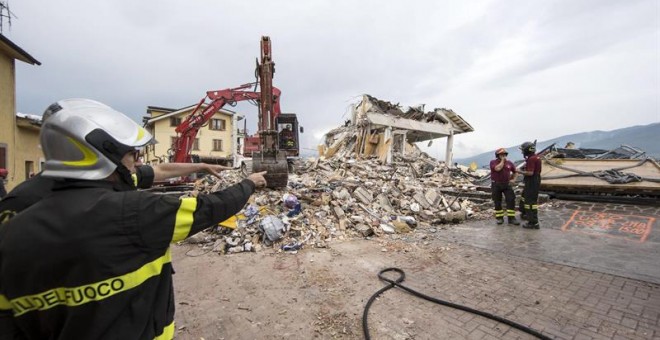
[5,0,659,159]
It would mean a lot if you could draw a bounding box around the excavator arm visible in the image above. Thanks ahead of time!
[171,83,281,163]
[171,36,292,188]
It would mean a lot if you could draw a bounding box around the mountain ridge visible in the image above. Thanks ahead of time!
[455,122,660,168]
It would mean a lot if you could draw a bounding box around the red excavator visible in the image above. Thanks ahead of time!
[170,36,299,188]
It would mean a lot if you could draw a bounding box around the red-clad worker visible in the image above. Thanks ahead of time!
[518,142,542,229]
[489,148,519,225]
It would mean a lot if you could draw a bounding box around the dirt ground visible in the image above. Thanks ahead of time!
[172,235,475,340]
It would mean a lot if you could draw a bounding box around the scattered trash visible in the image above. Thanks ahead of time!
[281,242,303,251]
[258,215,286,244]
[244,205,262,225]
[283,194,299,209]
[380,224,396,234]
[286,202,302,217]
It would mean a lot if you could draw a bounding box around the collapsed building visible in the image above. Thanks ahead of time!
[181,95,487,254]
[319,95,474,166]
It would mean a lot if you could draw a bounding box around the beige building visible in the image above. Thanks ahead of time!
[143,105,243,165]
[0,34,41,191]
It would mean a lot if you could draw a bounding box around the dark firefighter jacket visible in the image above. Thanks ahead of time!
[0,177,255,339]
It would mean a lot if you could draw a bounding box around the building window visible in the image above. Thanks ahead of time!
[171,137,199,150]
[209,118,226,131]
[170,117,182,127]
[213,139,223,151]
[25,161,34,180]
[0,144,6,169]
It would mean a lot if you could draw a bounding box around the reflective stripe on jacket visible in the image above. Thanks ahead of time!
[0,178,255,339]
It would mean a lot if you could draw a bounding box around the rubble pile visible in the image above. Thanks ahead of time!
[181,155,492,255]
[179,94,485,255]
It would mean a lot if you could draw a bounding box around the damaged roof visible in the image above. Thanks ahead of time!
[356,94,474,143]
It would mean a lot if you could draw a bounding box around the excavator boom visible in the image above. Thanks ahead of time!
[251,36,289,188]
[171,36,294,188]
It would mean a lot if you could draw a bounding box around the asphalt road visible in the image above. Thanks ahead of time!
[432,200,660,284]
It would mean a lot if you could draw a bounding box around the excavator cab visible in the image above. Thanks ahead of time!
[276,114,300,157]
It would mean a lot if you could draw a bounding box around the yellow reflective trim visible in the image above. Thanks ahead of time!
[5,249,171,316]
[172,198,197,243]
[132,173,138,186]
[154,321,175,340]
[0,294,10,310]
[137,127,146,142]
[0,209,16,224]
[62,137,98,167]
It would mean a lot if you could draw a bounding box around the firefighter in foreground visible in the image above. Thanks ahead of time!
[0,99,266,339]
[518,141,542,229]
[0,155,235,225]
[489,148,519,225]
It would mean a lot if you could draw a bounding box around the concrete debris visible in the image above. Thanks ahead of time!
[179,153,493,255]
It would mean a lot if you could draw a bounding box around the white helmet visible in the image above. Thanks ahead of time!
[40,98,153,180]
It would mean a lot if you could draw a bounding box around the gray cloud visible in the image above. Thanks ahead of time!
[7,0,659,160]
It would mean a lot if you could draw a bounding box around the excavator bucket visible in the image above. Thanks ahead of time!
[252,151,289,188]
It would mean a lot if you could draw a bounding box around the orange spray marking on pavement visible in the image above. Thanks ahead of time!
[561,210,655,242]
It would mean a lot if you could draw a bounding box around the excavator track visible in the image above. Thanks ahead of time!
[252,152,289,188]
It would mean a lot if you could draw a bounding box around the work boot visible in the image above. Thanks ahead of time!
[522,222,540,229]
[496,217,504,225]
[519,213,528,221]
[508,217,520,225]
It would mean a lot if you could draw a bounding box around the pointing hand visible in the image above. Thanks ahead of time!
[247,171,267,188]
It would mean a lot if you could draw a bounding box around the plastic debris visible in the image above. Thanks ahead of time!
[281,242,303,251]
[286,202,302,217]
[283,194,299,209]
[258,215,286,244]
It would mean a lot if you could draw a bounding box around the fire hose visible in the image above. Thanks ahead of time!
[363,268,552,340]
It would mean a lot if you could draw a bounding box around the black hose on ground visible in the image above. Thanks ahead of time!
[362,267,552,340]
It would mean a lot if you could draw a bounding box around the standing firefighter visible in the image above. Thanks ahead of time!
[518,141,542,229]
[489,148,519,225]
[0,99,267,339]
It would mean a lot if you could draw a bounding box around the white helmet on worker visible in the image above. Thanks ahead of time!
[40,98,153,181]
